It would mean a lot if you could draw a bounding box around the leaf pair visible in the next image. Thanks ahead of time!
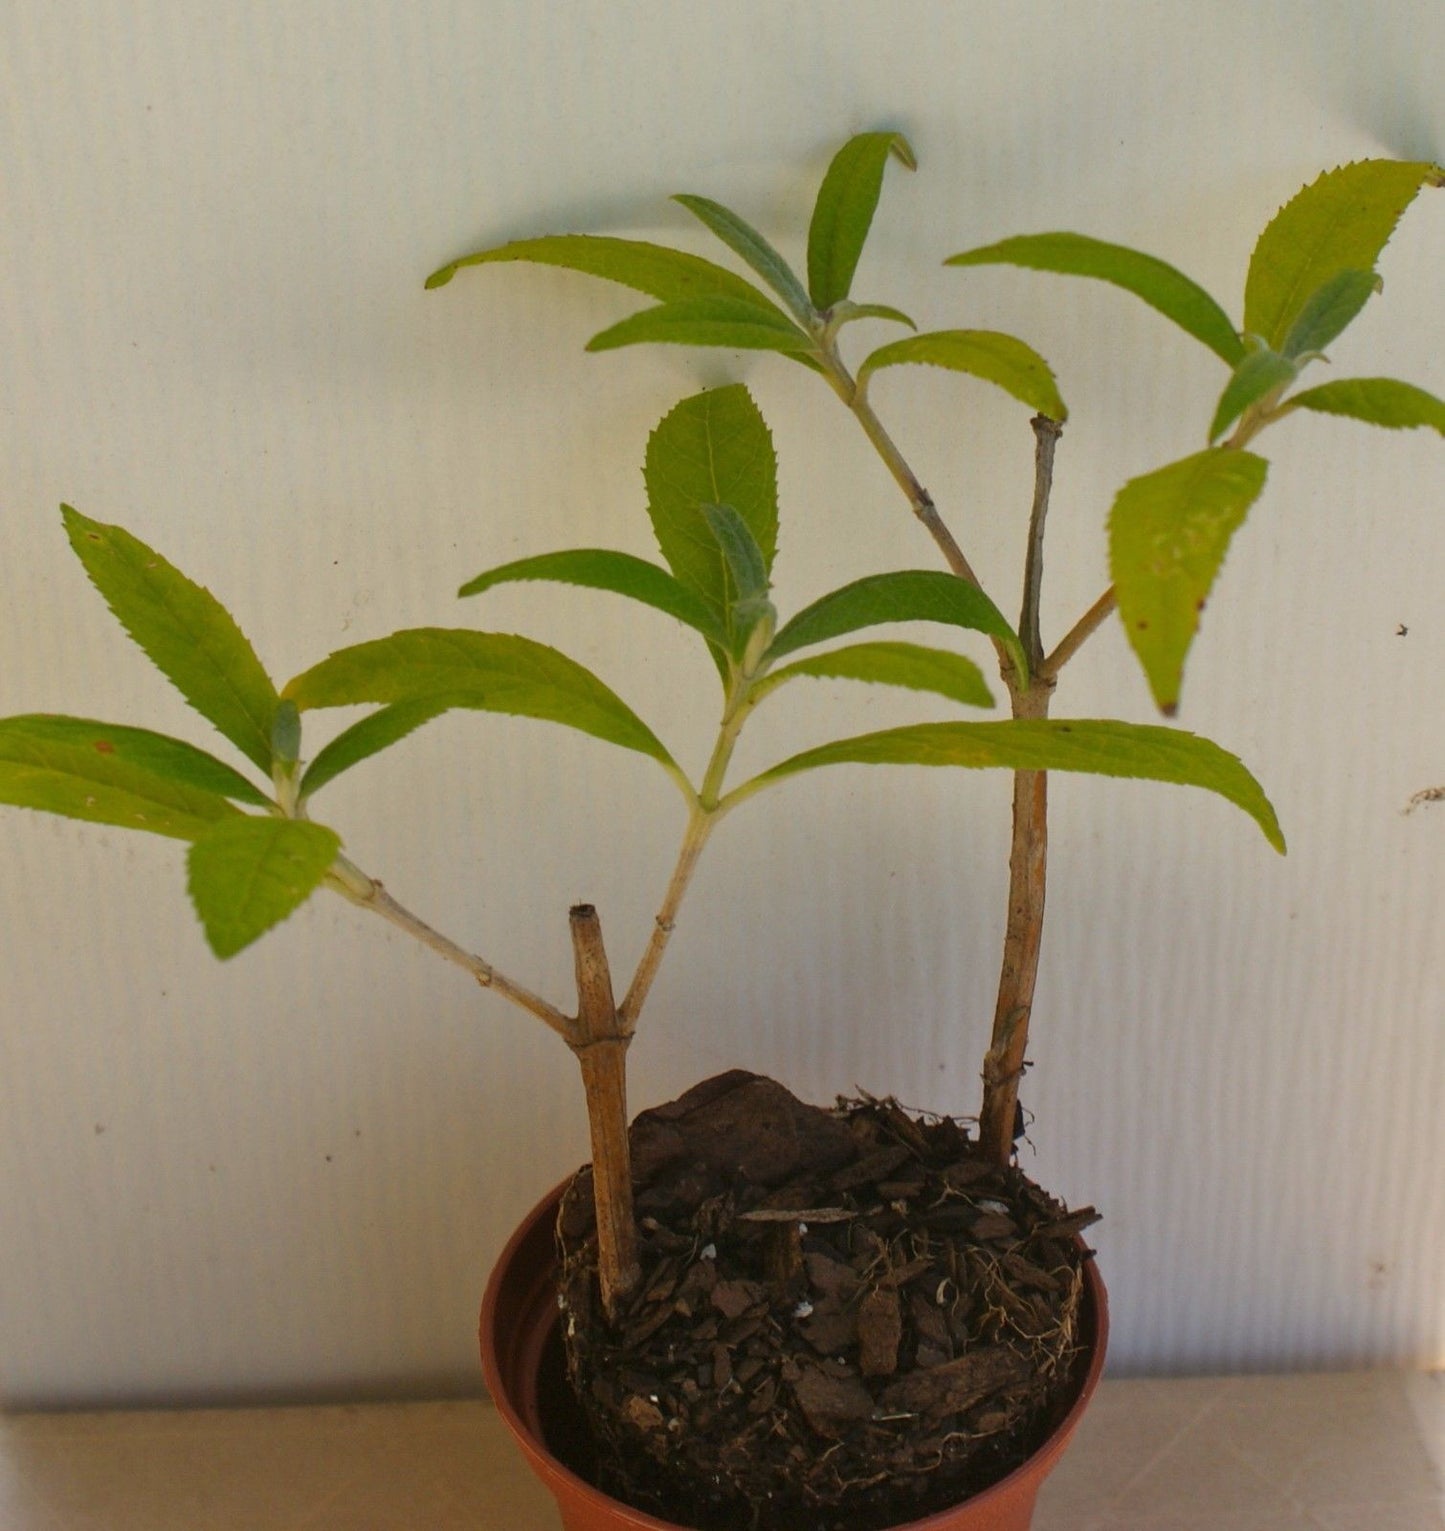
[0,512,362,955]
[429,132,1068,425]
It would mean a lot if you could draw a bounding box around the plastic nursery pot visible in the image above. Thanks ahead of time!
[481,1179,1108,1531]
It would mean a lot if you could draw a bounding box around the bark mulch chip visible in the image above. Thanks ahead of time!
[557,1070,1099,1531]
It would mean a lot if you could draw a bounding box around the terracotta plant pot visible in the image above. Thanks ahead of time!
[482,1179,1108,1531]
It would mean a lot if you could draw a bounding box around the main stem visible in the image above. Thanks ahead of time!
[569,903,640,1319]
[828,351,1069,1171]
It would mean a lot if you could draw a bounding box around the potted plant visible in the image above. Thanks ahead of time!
[1,134,1439,1530]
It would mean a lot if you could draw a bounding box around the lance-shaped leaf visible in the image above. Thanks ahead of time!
[826,300,917,334]
[769,570,1026,682]
[731,718,1284,852]
[700,502,769,610]
[1243,160,1442,350]
[757,641,994,709]
[1209,347,1298,443]
[0,715,269,805]
[586,296,817,361]
[1280,268,1381,360]
[187,816,342,958]
[673,195,813,323]
[1285,377,1445,435]
[285,629,681,776]
[947,233,1244,365]
[459,549,727,649]
[299,698,455,800]
[62,507,280,773]
[702,501,775,663]
[859,330,1067,422]
[0,715,243,840]
[644,386,779,649]
[424,233,769,305]
[1109,449,1269,714]
[807,131,916,310]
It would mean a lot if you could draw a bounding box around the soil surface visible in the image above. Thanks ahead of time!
[557,1071,1098,1530]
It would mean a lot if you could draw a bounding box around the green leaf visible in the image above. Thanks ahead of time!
[759,641,994,709]
[0,714,244,839]
[1243,159,1443,349]
[673,195,813,323]
[1286,376,1445,435]
[826,300,917,333]
[859,330,1067,422]
[0,714,268,805]
[947,232,1244,365]
[187,817,342,958]
[768,570,1026,681]
[1279,268,1382,359]
[299,698,455,800]
[644,385,779,653]
[700,503,769,606]
[285,629,680,775]
[1109,449,1269,714]
[734,718,1284,852]
[62,507,280,773]
[807,130,916,310]
[586,297,817,361]
[424,233,770,305]
[458,549,727,649]
[271,700,302,768]
[1208,346,1298,443]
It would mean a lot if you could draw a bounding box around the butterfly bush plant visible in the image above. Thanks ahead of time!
[1,137,1440,1323]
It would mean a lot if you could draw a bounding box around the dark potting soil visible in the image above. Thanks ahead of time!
[556,1071,1099,1531]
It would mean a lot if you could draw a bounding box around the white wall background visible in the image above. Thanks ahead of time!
[1,1,1442,1407]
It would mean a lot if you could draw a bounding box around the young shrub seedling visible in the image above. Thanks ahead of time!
[0,134,1439,1522]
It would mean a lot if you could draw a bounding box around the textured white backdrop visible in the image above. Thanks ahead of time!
[1,1,1442,1405]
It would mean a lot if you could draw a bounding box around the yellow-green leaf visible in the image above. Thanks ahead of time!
[859,330,1066,422]
[1286,377,1445,436]
[1109,450,1269,714]
[0,715,243,840]
[731,718,1284,852]
[1243,159,1443,348]
[62,507,279,773]
[187,817,341,958]
[424,233,769,304]
[285,629,680,775]
[807,131,915,310]
[947,233,1244,365]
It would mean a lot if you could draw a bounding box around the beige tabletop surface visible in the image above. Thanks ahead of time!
[1,1371,1441,1530]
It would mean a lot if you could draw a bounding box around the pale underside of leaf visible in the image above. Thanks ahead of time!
[284,628,680,775]
[673,194,813,323]
[1279,268,1380,360]
[807,130,915,311]
[946,233,1244,365]
[187,817,342,958]
[1243,159,1443,349]
[732,718,1284,851]
[0,715,243,840]
[859,330,1067,422]
[1209,348,1298,443]
[1109,449,1269,714]
[61,507,280,773]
